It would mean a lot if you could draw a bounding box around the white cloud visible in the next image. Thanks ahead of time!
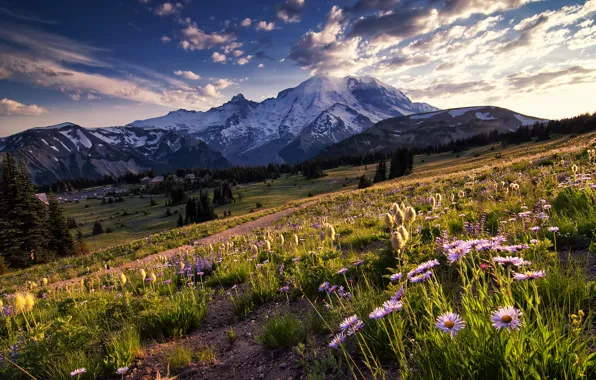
[211,78,235,89]
[240,18,252,27]
[154,2,183,17]
[87,93,101,100]
[161,35,172,43]
[256,21,276,31]
[232,50,244,57]
[258,63,265,68]
[237,55,253,65]
[70,92,81,101]
[174,70,201,80]
[277,0,305,23]
[212,51,227,62]
[0,98,47,116]
[179,25,237,50]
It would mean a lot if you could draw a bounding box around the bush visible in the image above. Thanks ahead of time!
[358,176,373,189]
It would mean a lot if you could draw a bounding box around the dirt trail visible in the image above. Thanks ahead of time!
[50,202,314,290]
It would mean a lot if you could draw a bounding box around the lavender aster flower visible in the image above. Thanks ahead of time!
[337,268,348,275]
[116,367,129,375]
[339,315,360,331]
[70,368,87,377]
[491,306,523,330]
[436,312,466,337]
[347,320,365,336]
[328,333,346,349]
[369,307,389,319]
[382,299,403,313]
[409,270,433,283]
[318,282,330,292]
[390,272,403,282]
[547,227,559,233]
[391,287,404,301]
[513,270,546,281]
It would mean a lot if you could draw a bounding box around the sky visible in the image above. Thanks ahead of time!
[1,0,595,136]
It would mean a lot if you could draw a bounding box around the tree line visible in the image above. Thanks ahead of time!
[0,153,87,271]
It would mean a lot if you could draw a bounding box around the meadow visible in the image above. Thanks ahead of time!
[1,133,595,379]
[62,164,378,251]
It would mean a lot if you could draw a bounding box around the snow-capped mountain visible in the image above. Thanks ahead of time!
[317,106,547,158]
[131,75,438,164]
[0,123,231,184]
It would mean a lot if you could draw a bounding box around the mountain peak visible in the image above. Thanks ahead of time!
[230,93,247,102]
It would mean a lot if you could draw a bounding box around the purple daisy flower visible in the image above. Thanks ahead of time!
[328,333,346,349]
[318,282,330,292]
[513,270,545,281]
[491,306,523,330]
[390,272,403,282]
[547,227,559,233]
[382,299,403,313]
[391,287,405,301]
[409,270,433,283]
[436,312,466,337]
[346,320,365,336]
[339,315,360,331]
[369,307,389,319]
[337,268,348,275]
[70,368,87,377]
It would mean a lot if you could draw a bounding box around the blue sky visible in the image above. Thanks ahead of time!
[1,0,595,135]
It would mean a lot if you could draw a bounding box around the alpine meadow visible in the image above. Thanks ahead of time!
[1,1,596,379]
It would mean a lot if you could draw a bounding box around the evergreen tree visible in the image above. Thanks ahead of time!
[0,155,47,267]
[358,175,373,189]
[46,193,75,257]
[373,159,387,183]
[92,221,104,235]
[177,213,184,227]
[389,148,414,179]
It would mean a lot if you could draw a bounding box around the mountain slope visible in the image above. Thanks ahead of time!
[0,123,231,184]
[316,106,547,158]
[130,75,438,165]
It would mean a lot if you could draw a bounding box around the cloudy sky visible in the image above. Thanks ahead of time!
[1,0,595,135]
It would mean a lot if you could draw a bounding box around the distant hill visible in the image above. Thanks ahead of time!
[316,106,547,158]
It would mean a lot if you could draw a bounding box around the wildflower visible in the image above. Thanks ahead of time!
[446,246,470,263]
[353,259,365,267]
[404,206,416,225]
[491,306,523,331]
[139,269,146,281]
[278,285,289,293]
[397,225,409,242]
[42,278,48,286]
[278,234,285,246]
[493,256,530,267]
[12,293,27,313]
[326,223,336,241]
[513,270,546,281]
[339,314,360,331]
[391,231,405,252]
[384,213,395,228]
[390,287,404,301]
[346,320,365,336]
[529,226,541,232]
[337,268,348,275]
[70,368,87,377]
[328,333,346,349]
[369,307,389,319]
[436,312,466,337]
[389,272,403,282]
[265,240,272,252]
[251,244,259,256]
[394,209,405,226]
[318,282,330,292]
[116,367,129,375]
[409,270,433,283]
[119,273,127,285]
[548,226,559,233]
[572,164,578,174]
[149,272,157,282]
[382,299,403,313]
[292,234,299,246]
[24,293,35,312]
[163,279,172,285]
[390,203,401,216]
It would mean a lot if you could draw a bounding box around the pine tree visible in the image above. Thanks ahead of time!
[46,193,75,257]
[389,148,414,180]
[373,160,387,183]
[93,221,104,235]
[0,155,47,267]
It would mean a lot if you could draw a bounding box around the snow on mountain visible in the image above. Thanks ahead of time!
[317,106,548,159]
[0,123,231,184]
[130,75,438,165]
